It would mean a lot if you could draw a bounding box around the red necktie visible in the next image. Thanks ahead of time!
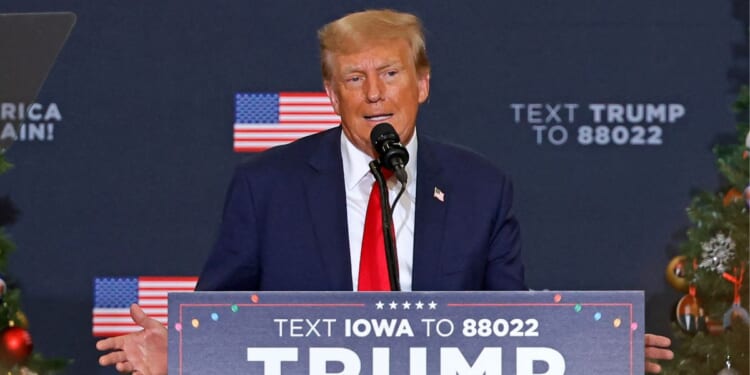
[358,169,396,291]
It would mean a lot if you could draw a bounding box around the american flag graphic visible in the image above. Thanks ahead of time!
[234,92,340,152]
[92,276,197,337]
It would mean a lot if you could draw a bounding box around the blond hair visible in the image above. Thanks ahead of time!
[317,9,430,80]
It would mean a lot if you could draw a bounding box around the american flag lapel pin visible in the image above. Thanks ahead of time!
[433,187,445,202]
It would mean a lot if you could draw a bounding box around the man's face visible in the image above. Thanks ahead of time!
[324,39,430,157]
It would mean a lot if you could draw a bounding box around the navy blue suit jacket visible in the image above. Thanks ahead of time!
[196,127,525,291]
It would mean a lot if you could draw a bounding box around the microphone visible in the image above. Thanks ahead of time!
[370,123,409,184]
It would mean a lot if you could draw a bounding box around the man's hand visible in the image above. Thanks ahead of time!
[644,333,673,373]
[96,304,168,375]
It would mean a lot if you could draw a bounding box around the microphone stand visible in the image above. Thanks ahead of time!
[368,160,401,291]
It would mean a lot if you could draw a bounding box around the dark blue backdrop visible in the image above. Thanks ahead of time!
[0,1,747,373]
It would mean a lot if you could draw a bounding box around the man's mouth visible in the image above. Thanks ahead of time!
[364,113,393,122]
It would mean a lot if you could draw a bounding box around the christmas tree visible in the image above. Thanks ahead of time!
[662,87,749,374]
[0,153,68,374]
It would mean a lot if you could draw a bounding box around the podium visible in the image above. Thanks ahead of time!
[168,291,644,374]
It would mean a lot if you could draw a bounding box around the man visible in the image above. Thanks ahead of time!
[97,9,673,374]
[195,10,524,292]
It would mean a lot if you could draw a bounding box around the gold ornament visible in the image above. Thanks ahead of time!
[665,255,689,292]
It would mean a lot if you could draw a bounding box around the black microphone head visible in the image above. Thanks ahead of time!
[369,123,409,184]
[370,122,400,150]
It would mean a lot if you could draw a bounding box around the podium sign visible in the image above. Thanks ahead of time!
[168,291,644,374]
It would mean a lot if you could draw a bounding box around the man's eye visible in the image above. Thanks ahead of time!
[347,76,362,83]
[386,70,398,77]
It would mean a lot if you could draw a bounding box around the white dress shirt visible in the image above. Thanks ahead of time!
[341,132,418,291]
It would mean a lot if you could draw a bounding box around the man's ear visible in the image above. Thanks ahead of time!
[324,81,341,114]
[417,71,430,104]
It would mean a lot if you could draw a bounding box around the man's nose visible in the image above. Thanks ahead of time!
[365,77,384,103]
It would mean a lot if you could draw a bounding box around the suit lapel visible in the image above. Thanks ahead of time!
[304,128,353,290]
[412,137,448,290]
